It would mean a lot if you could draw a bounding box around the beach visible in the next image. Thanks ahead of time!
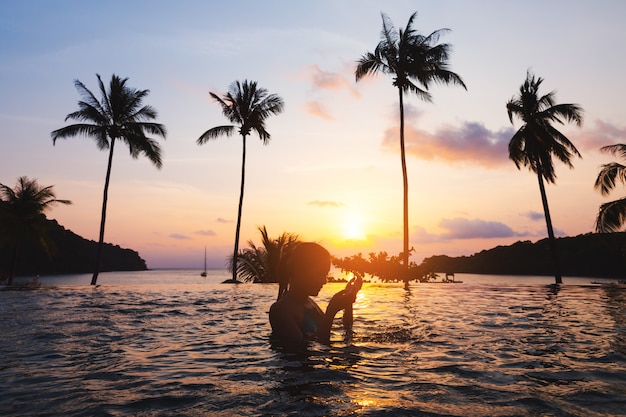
[1,270,625,416]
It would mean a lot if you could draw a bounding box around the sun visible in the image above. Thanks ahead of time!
[341,217,366,240]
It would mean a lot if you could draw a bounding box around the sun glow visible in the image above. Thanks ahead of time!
[340,216,366,241]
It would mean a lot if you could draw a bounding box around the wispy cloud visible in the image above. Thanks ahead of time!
[194,229,217,236]
[217,218,233,223]
[522,211,544,221]
[383,119,513,168]
[308,200,343,208]
[169,233,191,240]
[304,100,333,120]
[302,65,360,120]
[411,226,441,244]
[438,217,527,239]
[571,119,626,153]
[383,114,626,168]
[411,218,530,243]
[305,64,360,97]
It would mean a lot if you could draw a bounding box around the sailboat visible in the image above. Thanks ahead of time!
[201,247,208,277]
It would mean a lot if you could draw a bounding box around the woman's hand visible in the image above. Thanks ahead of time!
[327,287,358,314]
[320,275,363,342]
[328,275,362,313]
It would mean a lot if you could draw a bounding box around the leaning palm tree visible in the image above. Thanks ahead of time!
[506,71,583,284]
[51,74,166,285]
[594,144,626,232]
[355,11,466,275]
[0,176,71,284]
[197,80,284,282]
[231,225,300,285]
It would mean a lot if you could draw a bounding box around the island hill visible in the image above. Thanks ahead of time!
[421,232,626,278]
[0,217,147,277]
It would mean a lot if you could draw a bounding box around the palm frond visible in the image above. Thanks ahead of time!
[403,80,432,101]
[506,71,583,181]
[203,80,283,145]
[73,78,106,117]
[595,162,626,196]
[420,27,450,46]
[197,125,235,144]
[54,74,165,159]
[355,52,386,80]
[139,121,167,138]
[122,133,163,168]
[380,12,400,50]
[595,197,626,232]
[600,143,626,159]
[541,103,584,126]
[357,11,465,100]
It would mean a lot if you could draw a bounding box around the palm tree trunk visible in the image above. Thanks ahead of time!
[398,87,410,281]
[232,134,247,282]
[536,169,562,284]
[91,138,115,285]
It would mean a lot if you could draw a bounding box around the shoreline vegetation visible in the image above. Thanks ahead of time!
[333,232,626,282]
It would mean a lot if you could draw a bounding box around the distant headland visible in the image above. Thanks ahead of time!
[0,217,147,277]
[420,232,626,278]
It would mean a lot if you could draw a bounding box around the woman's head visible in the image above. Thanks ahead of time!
[279,242,330,297]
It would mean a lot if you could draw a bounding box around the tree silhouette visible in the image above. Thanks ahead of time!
[51,74,166,285]
[594,144,626,232]
[0,177,71,284]
[355,11,466,277]
[506,71,583,284]
[231,226,301,285]
[197,80,284,282]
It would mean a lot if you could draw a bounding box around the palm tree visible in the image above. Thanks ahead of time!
[355,11,466,276]
[197,80,284,282]
[0,176,71,284]
[51,74,166,285]
[594,144,626,232]
[231,226,300,286]
[506,71,583,284]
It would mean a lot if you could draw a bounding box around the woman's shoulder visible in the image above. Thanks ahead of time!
[270,293,298,313]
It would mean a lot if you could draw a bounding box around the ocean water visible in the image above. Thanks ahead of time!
[1,270,625,416]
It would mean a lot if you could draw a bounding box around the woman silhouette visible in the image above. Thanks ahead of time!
[269,242,361,347]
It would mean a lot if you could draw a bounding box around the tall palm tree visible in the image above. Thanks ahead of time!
[51,74,166,285]
[355,11,466,276]
[594,144,626,232]
[0,176,71,284]
[197,80,284,282]
[506,71,583,284]
[231,226,300,286]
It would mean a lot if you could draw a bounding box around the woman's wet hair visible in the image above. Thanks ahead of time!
[277,242,330,300]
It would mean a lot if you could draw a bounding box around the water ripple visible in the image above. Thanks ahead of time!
[1,279,625,416]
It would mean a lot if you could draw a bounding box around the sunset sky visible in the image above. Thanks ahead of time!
[2,1,626,269]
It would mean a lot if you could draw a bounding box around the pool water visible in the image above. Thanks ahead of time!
[1,271,624,416]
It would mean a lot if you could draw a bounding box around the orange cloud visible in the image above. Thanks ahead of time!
[305,64,360,98]
[194,229,217,236]
[381,111,625,167]
[438,218,528,239]
[411,218,539,244]
[570,119,626,153]
[383,120,513,168]
[169,233,191,240]
[304,100,333,120]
